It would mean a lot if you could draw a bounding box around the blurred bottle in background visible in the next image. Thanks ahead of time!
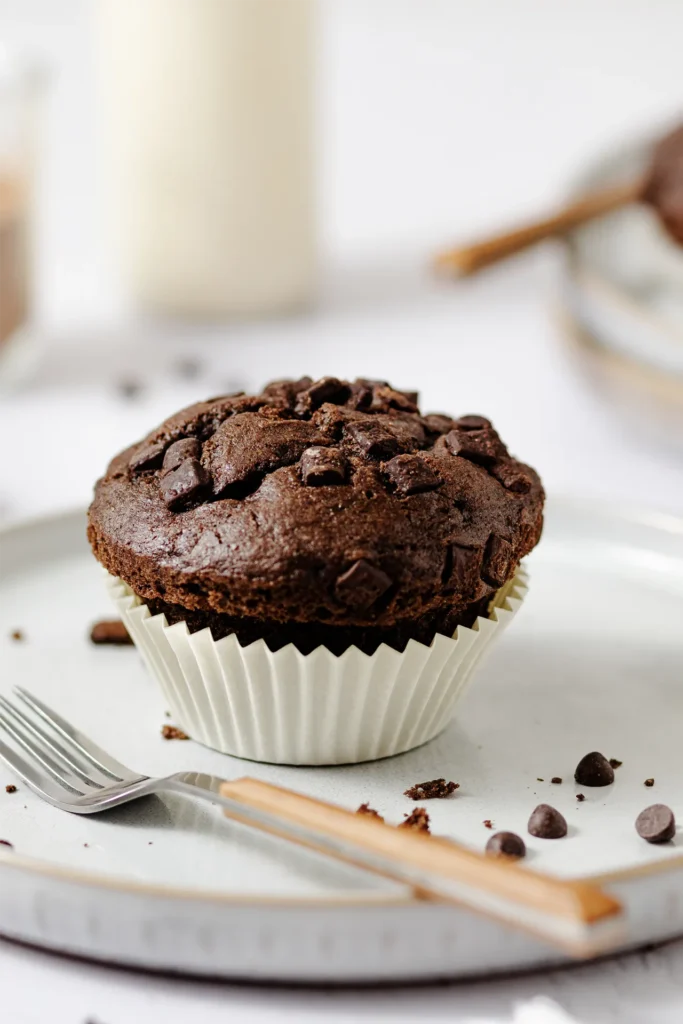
[97,0,317,320]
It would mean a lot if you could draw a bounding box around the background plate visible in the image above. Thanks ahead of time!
[2,499,683,982]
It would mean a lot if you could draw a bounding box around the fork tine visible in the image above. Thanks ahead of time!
[0,711,86,795]
[14,687,131,782]
[0,696,104,789]
[0,736,80,804]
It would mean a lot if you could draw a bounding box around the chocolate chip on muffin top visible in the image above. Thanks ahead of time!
[88,377,543,643]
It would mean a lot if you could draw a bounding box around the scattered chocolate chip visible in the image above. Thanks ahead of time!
[300,447,348,486]
[576,793,585,801]
[117,379,143,400]
[161,724,189,740]
[174,357,202,380]
[334,559,392,610]
[400,808,430,833]
[609,759,623,770]
[9,629,24,642]
[551,777,562,784]
[356,803,384,822]
[482,534,513,587]
[160,458,209,510]
[528,804,567,839]
[89,620,133,646]
[5,785,16,794]
[162,437,201,472]
[444,424,506,465]
[382,454,442,496]
[404,779,459,800]
[346,420,402,460]
[645,778,655,787]
[485,831,526,859]
[574,751,615,787]
[0,840,13,848]
[636,804,675,844]
[129,440,167,473]
[491,460,533,494]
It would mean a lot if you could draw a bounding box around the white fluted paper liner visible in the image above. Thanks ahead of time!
[106,568,528,765]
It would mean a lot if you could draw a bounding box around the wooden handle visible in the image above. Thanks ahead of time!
[434,179,642,278]
[220,777,623,956]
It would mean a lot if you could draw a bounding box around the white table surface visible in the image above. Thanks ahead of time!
[4,1,683,1020]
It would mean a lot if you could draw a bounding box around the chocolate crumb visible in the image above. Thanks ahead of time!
[0,840,13,848]
[536,778,544,782]
[117,379,143,400]
[551,777,562,784]
[5,785,16,794]
[89,620,133,646]
[483,819,494,829]
[148,841,153,845]
[404,778,459,800]
[356,802,384,822]
[162,724,189,740]
[10,629,24,642]
[576,793,585,801]
[400,808,430,833]
[83,843,89,848]
[609,758,623,770]
[645,778,655,787]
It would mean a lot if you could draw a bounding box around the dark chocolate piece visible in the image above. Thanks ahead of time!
[162,437,201,472]
[334,559,392,610]
[528,804,567,839]
[609,759,623,770]
[346,420,402,460]
[491,460,533,494]
[160,459,209,510]
[129,440,166,473]
[382,454,442,496]
[574,752,615,787]
[482,534,513,587]
[551,777,562,784]
[644,778,655,787]
[5,785,16,794]
[485,831,526,859]
[444,424,506,465]
[576,793,585,802]
[300,447,348,486]
[636,804,675,844]
[296,376,351,413]
[89,620,133,646]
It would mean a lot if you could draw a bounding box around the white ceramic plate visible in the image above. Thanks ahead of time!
[2,499,683,982]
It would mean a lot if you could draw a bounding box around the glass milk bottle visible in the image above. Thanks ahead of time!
[97,0,316,317]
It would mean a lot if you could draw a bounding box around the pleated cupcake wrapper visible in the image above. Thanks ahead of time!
[106,569,528,765]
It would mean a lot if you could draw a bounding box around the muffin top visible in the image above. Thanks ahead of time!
[88,377,544,628]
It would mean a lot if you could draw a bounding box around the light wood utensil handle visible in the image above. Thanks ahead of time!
[434,179,643,277]
[220,777,623,957]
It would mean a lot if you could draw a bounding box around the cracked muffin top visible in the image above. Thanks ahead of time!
[87,376,544,627]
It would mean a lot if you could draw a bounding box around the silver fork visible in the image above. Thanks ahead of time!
[0,687,625,956]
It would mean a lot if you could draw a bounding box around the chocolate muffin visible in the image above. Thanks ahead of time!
[88,377,544,657]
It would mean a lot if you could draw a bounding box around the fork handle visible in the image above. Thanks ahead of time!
[180,775,624,957]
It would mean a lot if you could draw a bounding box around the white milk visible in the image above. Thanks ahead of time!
[97,0,316,317]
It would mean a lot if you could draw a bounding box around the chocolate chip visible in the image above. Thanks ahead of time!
[456,415,492,431]
[445,425,506,465]
[300,447,348,486]
[482,534,513,587]
[5,785,16,794]
[162,437,201,472]
[205,414,324,496]
[160,459,209,510]
[296,377,351,413]
[356,803,384,822]
[129,440,166,473]
[382,454,442,496]
[404,779,459,800]
[347,382,374,410]
[421,413,454,436]
[161,724,189,740]
[89,620,133,645]
[609,759,623,770]
[644,778,655,787]
[400,808,430,833]
[334,559,392,610]
[346,421,402,460]
[574,752,615,787]
[636,804,675,844]
[491,460,533,494]
[528,804,567,839]
[551,777,562,784]
[485,831,526,859]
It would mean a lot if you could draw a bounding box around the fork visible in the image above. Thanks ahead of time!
[0,686,624,956]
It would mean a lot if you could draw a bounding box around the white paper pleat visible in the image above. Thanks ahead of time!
[107,569,527,765]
